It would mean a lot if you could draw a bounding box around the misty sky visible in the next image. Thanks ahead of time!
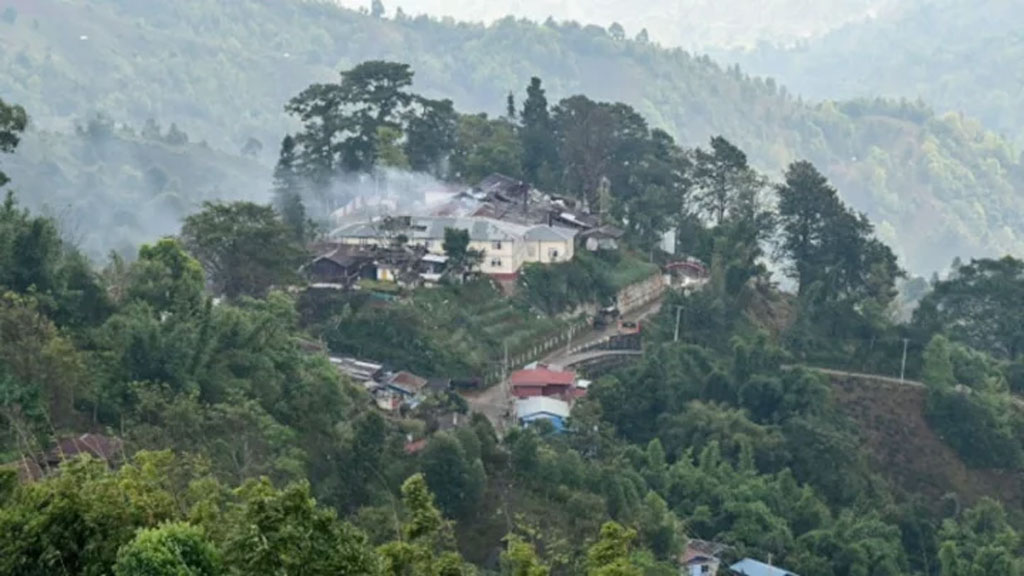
[333,0,906,48]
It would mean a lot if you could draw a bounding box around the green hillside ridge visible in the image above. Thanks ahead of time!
[0,0,1022,272]
[727,0,1024,147]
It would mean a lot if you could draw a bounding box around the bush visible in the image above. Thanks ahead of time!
[925,388,1023,470]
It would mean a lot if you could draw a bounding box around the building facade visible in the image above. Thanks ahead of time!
[331,216,577,278]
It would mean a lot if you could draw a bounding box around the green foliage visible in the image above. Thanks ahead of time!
[114,523,221,576]
[4,1,1022,271]
[935,498,1024,576]
[181,201,305,299]
[443,227,482,277]
[925,388,1023,470]
[915,257,1024,360]
[586,522,641,576]
[220,479,381,576]
[451,114,522,183]
[501,535,550,576]
[0,97,27,188]
[733,0,1024,147]
[421,433,487,520]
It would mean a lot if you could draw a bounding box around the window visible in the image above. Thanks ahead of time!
[548,248,560,261]
[701,566,710,574]
[492,241,503,250]
[490,258,503,268]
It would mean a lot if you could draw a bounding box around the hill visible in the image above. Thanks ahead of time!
[727,0,1024,147]
[0,0,1022,271]
[832,374,1024,511]
[330,0,910,49]
[3,117,269,259]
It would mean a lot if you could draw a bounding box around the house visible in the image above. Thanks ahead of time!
[579,225,625,252]
[330,356,384,382]
[510,367,577,400]
[384,370,429,398]
[5,434,124,482]
[729,559,799,576]
[426,377,452,395]
[332,216,577,279]
[419,253,449,284]
[516,396,571,432]
[680,540,727,576]
[306,245,374,288]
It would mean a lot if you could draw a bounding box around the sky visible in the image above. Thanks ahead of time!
[332,0,907,49]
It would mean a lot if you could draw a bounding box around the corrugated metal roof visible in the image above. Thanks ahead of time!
[516,396,571,420]
[331,216,576,245]
[730,559,799,576]
[510,368,576,387]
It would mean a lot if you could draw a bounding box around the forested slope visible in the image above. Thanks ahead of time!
[2,117,269,259]
[332,0,908,49]
[729,0,1024,146]
[0,0,1022,271]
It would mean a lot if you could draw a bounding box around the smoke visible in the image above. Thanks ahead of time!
[5,124,272,262]
[309,167,464,230]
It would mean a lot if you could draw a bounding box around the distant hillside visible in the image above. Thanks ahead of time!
[0,0,1022,271]
[727,0,1024,147]
[330,0,910,49]
[4,118,269,259]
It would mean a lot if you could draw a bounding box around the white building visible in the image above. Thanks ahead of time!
[330,216,577,278]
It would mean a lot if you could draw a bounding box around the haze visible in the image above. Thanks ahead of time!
[333,0,907,48]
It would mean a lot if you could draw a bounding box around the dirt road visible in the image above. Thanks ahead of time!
[465,298,664,433]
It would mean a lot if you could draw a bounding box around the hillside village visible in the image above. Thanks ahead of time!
[3,4,1024,572]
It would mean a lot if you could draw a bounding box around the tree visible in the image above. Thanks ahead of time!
[636,493,681,560]
[0,97,27,188]
[371,0,386,18]
[635,28,650,43]
[126,238,206,315]
[114,523,221,576]
[609,22,625,41]
[586,522,641,576]
[240,137,263,158]
[164,123,188,146]
[404,97,457,175]
[286,61,416,181]
[776,161,902,333]
[554,95,618,208]
[914,257,1024,360]
[506,92,517,120]
[520,77,558,187]
[443,227,482,278]
[420,433,486,520]
[501,535,550,576]
[181,202,305,299]
[692,137,763,227]
[220,480,380,576]
[273,135,312,243]
[451,113,522,183]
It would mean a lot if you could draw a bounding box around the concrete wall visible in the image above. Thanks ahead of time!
[616,272,666,315]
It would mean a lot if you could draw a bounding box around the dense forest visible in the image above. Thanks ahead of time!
[729,0,1024,147]
[1,0,1023,272]
[4,48,1024,574]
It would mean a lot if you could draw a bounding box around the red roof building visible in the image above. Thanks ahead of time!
[509,367,577,399]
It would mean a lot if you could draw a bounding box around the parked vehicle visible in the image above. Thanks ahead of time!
[593,305,621,329]
[618,320,641,335]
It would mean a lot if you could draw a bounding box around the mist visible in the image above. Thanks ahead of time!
[332,0,906,48]
[4,121,271,262]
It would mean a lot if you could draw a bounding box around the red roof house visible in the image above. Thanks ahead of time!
[509,367,576,399]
